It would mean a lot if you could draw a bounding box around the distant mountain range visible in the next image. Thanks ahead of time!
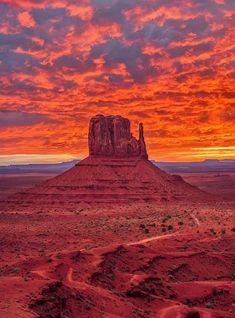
[0,159,234,174]
[152,159,235,173]
[0,160,79,173]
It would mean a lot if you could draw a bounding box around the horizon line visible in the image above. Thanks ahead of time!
[0,154,234,166]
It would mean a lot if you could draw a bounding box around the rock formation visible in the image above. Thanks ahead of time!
[88,114,148,159]
[1,114,212,210]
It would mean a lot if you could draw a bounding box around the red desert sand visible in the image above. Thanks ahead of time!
[0,114,234,318]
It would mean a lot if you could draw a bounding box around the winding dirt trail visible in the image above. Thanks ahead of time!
[127,233,176,246]
[27,228,234,318]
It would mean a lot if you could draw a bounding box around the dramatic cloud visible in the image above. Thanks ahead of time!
[0,110,55,127]
[0,0,234,160]
[90,39,156,82]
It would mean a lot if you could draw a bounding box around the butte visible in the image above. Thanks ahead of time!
[3,114,211,210]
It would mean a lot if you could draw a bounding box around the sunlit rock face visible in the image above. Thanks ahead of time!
[88,114,148,159]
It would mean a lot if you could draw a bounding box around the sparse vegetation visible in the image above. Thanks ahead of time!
[144,228,149,234]
[162,215,172,223]
[210,228,216,235]
[205,302,213,309]
[13,267,21,274]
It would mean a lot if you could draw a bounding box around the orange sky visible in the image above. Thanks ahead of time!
[0,0,234,163]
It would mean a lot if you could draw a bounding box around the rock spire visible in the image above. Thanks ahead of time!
[88,114,148,159]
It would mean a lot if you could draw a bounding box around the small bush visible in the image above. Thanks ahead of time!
[186,311,200,318]
[144,228,149,234]
[210,228,216,235]
[162,215,172,223]
[205,302,213,309]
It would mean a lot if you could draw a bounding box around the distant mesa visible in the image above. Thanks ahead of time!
[1,114,212,210]
[89,114,148,159]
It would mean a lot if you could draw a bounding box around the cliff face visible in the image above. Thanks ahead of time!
[88,114,148,159]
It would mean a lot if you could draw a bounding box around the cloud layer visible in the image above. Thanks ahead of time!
[0,110,54,127]
[0,0,234,160]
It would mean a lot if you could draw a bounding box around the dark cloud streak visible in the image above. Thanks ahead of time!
[0,110,55,128]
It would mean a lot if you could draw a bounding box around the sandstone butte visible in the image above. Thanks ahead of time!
[2,114,212,210]
[89,114,148,159]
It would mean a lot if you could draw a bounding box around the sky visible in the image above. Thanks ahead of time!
[0,0,234,164]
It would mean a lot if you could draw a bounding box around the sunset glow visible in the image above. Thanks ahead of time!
[0,0,234,163]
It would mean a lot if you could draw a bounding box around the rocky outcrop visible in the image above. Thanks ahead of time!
[88,114,148,159]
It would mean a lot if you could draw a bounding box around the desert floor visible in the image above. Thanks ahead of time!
[0,198,235,318]
[0,173,234,318]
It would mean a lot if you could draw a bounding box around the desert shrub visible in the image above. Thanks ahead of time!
[13,267,20,273]
[210,228,216,235]
[162,215,172,223]
[168,224,173,231]
[186,312,200,318]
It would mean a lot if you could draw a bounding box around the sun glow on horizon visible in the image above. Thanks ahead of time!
[1,146,234,166]
[0,154,79,166]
